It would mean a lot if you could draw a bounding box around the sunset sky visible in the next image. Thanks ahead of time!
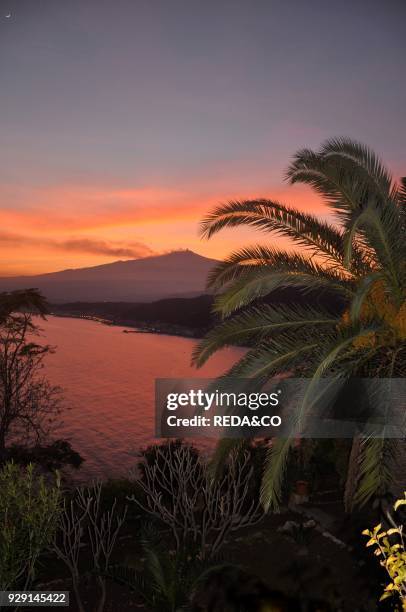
[1,0,405,275]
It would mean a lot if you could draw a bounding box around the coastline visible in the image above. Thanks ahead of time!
[49,311,205,339]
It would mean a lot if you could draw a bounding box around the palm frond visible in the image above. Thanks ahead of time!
[286,138,394,221]
[320,138,393,202]
[343,204,404,298]
[207,244,356,291]
[200,199,367,272]
[208,438,245,478]
[222,332,321,379]
[353,437,399,508]
[144,545,168,596]
[192,303,339,367]
[261,438,293,512]
[221,323,374,382]
[309,327,379,379]
[104,564,155,607]
[286,148,363,218]
[396,177,406,207]
[394,177,406,241]
[196,137,406,514]
[259,327,381,511]
[349,272,385,324]
[212,261,352,317]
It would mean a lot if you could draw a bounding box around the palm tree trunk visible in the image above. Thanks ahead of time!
[0,427,7,463]
[390,439,406,498]
[344,435,362,513]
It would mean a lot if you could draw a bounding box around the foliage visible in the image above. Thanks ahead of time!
[0,289,48,325]
[0,462,62,591]
[129,444,264,558]
[362,492,406,608]
[106,526,224,612]
[53,294,215,333]
[0,311,62,457]
[52,481,127,612]
[4,439,83,471]
[194,138,406,511]
[138,439,201,492]
[97,478,140,517]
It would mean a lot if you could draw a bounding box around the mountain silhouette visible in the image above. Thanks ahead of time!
[0,250,219,302]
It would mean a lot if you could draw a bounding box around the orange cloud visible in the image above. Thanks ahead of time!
[0,179,330,275]
[0,231,155,259]
[0,182,325,231]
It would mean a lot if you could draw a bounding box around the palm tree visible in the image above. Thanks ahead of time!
[192,138,406,512]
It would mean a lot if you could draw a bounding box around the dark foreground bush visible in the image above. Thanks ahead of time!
[3,439,83,471]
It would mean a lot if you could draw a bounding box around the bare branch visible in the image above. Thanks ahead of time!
[129,446,264,558]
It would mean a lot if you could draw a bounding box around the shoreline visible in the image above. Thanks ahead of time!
[49,311,205,339]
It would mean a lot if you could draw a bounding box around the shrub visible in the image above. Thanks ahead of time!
[129,444,264,558]
[4,439,83,471]
[52,481,127,612]
[0,462,62,590]
[362,491,406,608]
[107,526,220,612]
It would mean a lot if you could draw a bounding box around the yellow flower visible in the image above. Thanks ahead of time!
[340,279,406,347]
[353,331,376,349]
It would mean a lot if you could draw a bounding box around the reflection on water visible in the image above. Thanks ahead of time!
[38,316,244,481]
